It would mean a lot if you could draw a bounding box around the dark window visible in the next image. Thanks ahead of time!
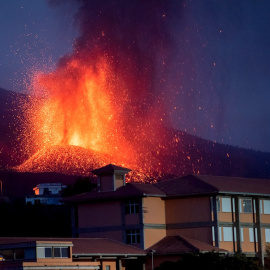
[54,248,61,258]
[126,229,140,244]
[243,199,252,213]
[45,248,52,258]
[61,247,69,258]
[53,247,69,258]
[125,199,139,214]
[115,174,124,181]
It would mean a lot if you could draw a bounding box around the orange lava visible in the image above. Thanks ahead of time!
[17,48,172,179]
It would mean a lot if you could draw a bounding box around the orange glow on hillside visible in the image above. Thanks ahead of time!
[18,50,172,179]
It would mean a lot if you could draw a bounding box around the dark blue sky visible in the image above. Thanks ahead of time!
[0,0,270,152]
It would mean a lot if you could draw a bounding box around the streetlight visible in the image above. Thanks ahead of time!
[148,249,155,270]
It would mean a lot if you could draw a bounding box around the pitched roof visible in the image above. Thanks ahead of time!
[195,175,270,196]
[155,175,270,197]
[64,182,166,203]
[155,175,217,196]
[92,164,131,175]
[0,237,146,256]
[65,174,270,203]
[146,235,226,255]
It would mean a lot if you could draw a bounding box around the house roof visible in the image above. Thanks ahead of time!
[155,175,270,197]
[0,237,146,256]
[65,174,270,203]
[146,235,226,255]
[92,164,131,175]
[64,182,166,203]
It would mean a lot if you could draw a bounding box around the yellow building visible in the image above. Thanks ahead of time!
[66,164,270,267]
[0,238,146,270]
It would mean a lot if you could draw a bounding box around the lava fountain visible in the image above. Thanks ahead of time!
[16,0,182,179]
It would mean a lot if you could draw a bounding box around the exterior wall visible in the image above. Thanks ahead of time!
[143,197,166,224]
[125,213,140,225]
[78,201,122,227]
[165,197,212,224]
[167,227,213,244]
[165,196,212,243]
[214,195,270,259]
[79,231,123,241]
[100,175,114,191]
[0,261,100,270]
[101,260,116,270]
[77,200,122,241]
[144,228,166,249]
[142,197,166,249]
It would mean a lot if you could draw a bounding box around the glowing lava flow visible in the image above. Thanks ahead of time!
[15,1,182,180]
[16,53,170,179]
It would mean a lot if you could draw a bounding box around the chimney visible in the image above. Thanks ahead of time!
[92,164,131,192]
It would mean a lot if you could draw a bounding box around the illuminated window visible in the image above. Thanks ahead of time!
[126,229,140,244]
[125,199,139,214]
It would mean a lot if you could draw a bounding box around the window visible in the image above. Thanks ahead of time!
[249,228,258,242]
[125,199,139,214]
[242,199,252,213]
[212,226,222,242]
[265,228,270,242]
[53,247,69,258]
[221,197,231,212]
[234,227,244,242]
[37,247,69,258]
[223,227,233,242]
[126,229,140,244]
[37,247,52,258]
[264,200,270,214]
[105,266,111,270]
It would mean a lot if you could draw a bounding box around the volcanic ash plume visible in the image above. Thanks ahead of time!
[17,0,182,178]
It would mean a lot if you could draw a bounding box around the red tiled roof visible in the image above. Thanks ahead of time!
[155,175,270,197]
[65,174,270,203]
[155,175,217,196]
[146,235,226,255]
[195,175,270,195]
[64,182,166,203]
[0,237,146,256]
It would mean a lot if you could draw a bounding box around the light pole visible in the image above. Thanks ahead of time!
[148,249,155,270]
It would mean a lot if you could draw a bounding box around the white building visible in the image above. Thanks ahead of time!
[26,183,66,205]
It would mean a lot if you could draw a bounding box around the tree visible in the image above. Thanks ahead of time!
[62,176,97,197]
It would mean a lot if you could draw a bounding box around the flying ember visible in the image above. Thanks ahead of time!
[15,0,183,180]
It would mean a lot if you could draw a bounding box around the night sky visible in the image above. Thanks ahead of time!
[0,0,270,153]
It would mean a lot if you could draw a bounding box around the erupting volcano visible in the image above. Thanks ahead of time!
[15,0,182,179]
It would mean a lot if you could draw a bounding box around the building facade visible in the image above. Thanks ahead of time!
[66,164,270,267]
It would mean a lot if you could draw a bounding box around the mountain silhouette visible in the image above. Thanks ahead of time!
[0,88,270,199]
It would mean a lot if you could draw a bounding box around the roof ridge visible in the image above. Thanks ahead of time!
[128,182,147,195]
[176,235,200,252]
[129,182,165,196]
[191,175,219,192]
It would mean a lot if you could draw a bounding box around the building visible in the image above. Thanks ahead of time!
[26,183,66,205]
[0,237,146,270]
[65,164,270,267]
